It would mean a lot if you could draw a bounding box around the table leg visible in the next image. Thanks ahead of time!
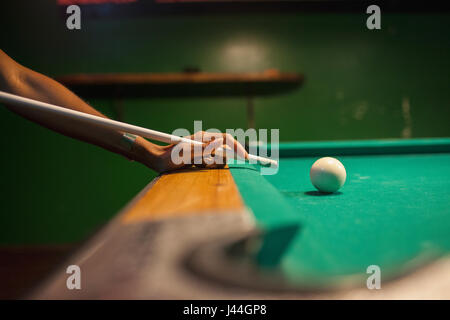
[246,96,255,129]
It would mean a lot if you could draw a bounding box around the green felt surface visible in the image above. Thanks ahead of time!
[230,139,450,287]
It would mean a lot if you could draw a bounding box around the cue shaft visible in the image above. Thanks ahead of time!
[0,90,202,145]
[247,153,278,167]
[0,90,278,167]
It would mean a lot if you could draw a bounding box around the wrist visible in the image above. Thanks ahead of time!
[132,136,167,171]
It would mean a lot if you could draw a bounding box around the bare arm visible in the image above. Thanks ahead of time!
[0,49,166,171]
[0,50,248,172]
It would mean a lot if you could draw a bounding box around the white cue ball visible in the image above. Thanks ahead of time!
[310,157,346,193]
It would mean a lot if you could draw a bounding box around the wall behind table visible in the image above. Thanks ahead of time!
[0,1,449,244]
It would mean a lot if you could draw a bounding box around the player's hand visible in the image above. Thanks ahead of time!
[134,131,249,173]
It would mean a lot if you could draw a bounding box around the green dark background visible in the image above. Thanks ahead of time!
[0,1,449,245]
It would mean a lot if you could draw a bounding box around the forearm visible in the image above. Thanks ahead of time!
[0,50,161,167]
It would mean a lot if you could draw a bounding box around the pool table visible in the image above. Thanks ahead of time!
[32,138,450,299]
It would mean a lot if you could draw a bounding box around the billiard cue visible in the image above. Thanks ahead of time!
[0,91,278,167]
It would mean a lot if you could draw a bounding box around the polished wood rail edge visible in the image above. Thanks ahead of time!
[121,168,245,224]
